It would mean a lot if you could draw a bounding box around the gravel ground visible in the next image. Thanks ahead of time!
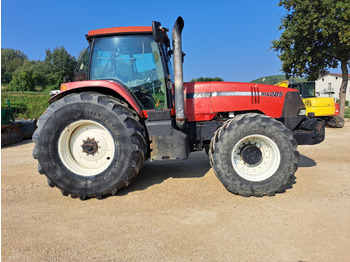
[2,120,350,261]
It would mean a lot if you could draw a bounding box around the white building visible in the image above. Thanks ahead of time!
[315,73,350,101]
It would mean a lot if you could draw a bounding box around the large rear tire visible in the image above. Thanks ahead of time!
[209,113,299,197]
[33,92,147,199]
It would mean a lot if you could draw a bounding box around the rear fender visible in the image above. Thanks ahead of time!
[50,80,144,118]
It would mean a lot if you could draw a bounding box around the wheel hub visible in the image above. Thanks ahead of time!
[58,120,115,176]
[240,144,262,165]
[81,137,99,155]
[231,134,281,182]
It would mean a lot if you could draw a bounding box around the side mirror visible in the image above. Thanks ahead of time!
[152,21,168,42]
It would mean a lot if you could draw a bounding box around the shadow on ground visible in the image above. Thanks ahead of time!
[120,153,317,195]
[298,154,316,168]
[119,151,211,195]
[1,139,32,149]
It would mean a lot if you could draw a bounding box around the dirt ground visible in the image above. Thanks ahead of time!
[2,120,350,262]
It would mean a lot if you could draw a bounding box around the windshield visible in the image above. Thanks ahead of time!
[301,82,315,98]
[90,35,167,109]
[290,82,315,98]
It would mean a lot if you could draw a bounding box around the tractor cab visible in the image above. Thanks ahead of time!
[75,27,173,111]
[289,82,316,98]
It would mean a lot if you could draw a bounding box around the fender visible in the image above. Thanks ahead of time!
[50,80,144,118]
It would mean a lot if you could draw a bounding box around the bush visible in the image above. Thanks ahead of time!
[9,71,35,91]
[345,107,350,119]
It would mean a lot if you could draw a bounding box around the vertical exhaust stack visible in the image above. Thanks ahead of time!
[172,16,186,130]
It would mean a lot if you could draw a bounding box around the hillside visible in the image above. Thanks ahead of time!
[250,75,306,85]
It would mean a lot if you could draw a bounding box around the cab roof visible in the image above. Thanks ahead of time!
[88,26,152,38]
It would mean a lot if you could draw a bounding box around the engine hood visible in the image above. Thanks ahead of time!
[183,81,301,122]
[184,81,294,97]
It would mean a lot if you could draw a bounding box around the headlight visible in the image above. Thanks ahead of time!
[298,109,306,116]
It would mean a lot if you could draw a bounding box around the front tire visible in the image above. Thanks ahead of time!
[33,92,147,199]
[209,113,299,197]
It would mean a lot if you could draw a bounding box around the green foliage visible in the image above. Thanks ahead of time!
[190,77,224,82]
[44,47,76,86]
[272,0,350,80]
[2,46,77,91]
[250,75,306,85]
[1,48,28,83]
[9,70,35,91]
[32,60,48,88]
[272,0,350,118]
[1,92,50,119]
[345,107,350,119]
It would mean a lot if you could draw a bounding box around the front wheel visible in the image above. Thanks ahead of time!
[33,92,147,199]
[209,113,299,197]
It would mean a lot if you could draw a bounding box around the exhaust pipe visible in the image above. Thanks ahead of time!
[172,16,186,130]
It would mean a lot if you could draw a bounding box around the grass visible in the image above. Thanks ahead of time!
[1,91,50,119]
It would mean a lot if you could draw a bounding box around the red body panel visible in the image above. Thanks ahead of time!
[57,80,144,117]
[184,82,294,122]
[56,80,298,123]
[334,103,340,116]
[88,26,152,37]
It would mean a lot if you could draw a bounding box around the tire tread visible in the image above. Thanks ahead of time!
[209,113,299,197]
[32,92,147,199]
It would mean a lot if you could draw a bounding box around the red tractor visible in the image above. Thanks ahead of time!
[33,17,324,199]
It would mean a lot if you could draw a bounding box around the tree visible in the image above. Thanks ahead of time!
[44,47,76,87]
[8,60,36,91]
[32,60,48,89]
[190,77,224,82]
[9,71,35,91]
[272,0,350,118]
[1,48,28,83]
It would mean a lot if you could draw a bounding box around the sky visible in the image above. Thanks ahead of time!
[0,0,331,82]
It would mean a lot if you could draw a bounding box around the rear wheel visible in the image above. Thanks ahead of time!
[33,92,147,199]
[209,113,299,197]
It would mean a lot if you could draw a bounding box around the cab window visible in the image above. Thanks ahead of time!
[74,46,91,81]
[90,35,167,110]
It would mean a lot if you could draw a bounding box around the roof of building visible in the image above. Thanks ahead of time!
[318,73,350,79]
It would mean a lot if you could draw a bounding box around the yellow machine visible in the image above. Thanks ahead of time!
[275,81,344,128]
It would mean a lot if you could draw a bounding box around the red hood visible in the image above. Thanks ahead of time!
[184,81,293,94]
[183,81,299,122]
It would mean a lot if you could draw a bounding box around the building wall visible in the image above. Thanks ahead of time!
[315,74,350,101]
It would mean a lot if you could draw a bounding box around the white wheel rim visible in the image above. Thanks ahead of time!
[58,120,115,176]
[231,134,280,181]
